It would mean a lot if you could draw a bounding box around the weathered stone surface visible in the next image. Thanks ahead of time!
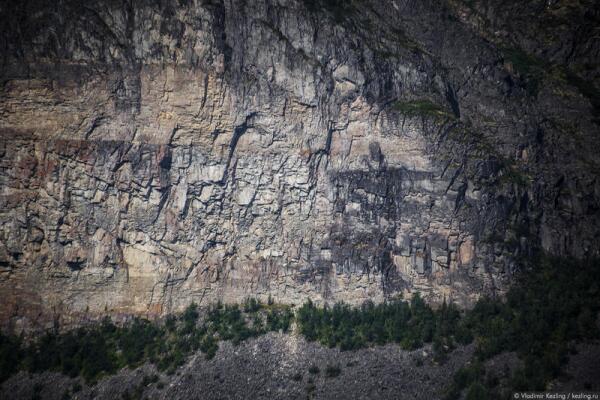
[0,333,476,400]
[0,0,598,330]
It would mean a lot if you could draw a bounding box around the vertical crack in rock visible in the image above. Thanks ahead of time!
[220,112,257,186]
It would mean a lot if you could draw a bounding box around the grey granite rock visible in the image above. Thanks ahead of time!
[0,0,598,330]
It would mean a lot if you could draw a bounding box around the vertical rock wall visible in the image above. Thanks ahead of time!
[1,0,598,330]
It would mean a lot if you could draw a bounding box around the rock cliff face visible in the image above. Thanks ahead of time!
[1,0,599,330]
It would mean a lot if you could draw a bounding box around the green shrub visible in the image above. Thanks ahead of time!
[243,298,261,313]
[291,373,303,381]
[165,315,177,332]
[142,374,159,386]
[465,381,488,400]
[303,0,358,23]
[180,303,199,334]
[199,335,218,360]
[266,308,294,333]
[393,100,454,119]
[325,364,341,378]
[502,47,546,96]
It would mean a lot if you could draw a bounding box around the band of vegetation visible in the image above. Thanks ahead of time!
[0,298,293,383]
[0,257,598,399]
